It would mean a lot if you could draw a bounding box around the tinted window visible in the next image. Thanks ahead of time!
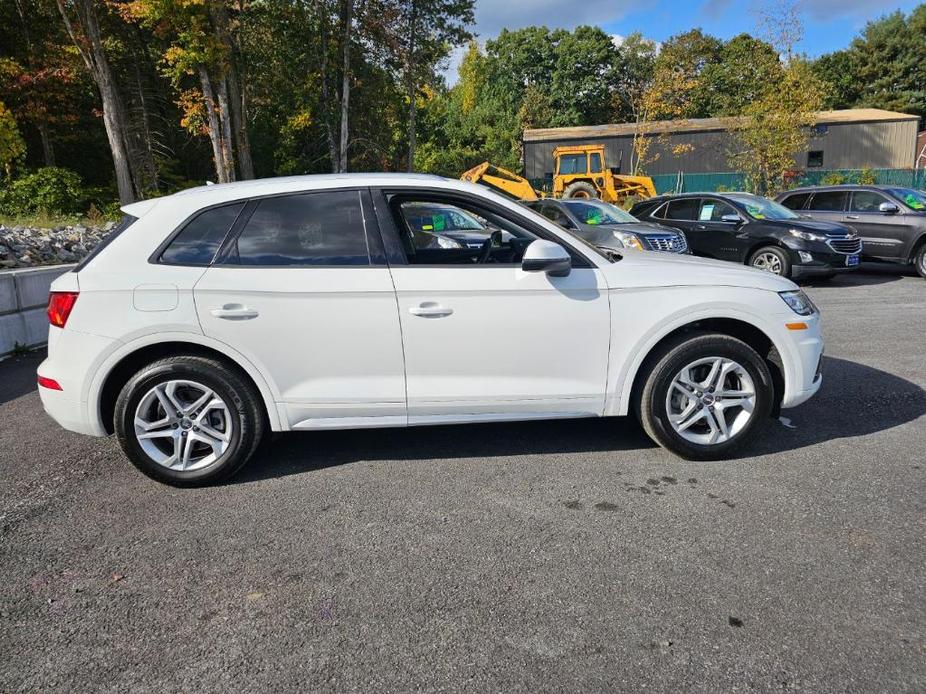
[664,198,700,221]
[589,153,602,173]
[541,205,572,227]
[808,150,824,168]
[558,154,586,175]
[161,203,244,266]
[780,192,811,210]
[234,191,369,266]
[850,191,889,212]
[808,191,848,212]
[698,199,739,222]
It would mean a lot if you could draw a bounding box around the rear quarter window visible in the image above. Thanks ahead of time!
[780,192,811,210]
[159,202,246,266]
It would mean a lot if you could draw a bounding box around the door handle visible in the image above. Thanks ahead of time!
[696,224,707,230]
[211,304,259,320]
[409,302,453,318]
[846,215,860,220]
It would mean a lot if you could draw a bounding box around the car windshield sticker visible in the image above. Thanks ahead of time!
[746,204,765,219]
[700,204,715,221]
[586,210,601,225]
[432,214,446,231]
[905,193,924,210]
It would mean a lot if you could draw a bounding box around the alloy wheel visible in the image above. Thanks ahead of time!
[752,252,783,275]
[665,356,757,445]
[133,380,232,471]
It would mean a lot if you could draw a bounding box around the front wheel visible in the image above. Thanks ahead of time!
[749,246,791,277]
[114,355,266,486]
[562,181,598,199]
[635,333,774,460]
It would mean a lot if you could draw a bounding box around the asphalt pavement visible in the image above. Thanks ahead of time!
[1,265,924,692]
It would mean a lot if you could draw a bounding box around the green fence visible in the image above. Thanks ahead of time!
[649,168,926,195]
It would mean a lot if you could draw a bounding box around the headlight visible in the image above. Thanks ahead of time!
[779,290,817,316]
[788,229,827,242]
[436,235,462,249]
[612,230,644,250]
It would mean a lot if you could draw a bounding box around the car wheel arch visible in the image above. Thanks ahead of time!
[94,337,282,435]
[615,315,786,418]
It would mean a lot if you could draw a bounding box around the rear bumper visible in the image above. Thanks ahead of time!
[37,327,117,437]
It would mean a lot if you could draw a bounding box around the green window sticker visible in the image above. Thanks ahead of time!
[906,194,924,210]
[432,214,446,231]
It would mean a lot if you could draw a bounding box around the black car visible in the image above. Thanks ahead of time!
[631,192,862,280]
[524,199,689,255]
[775,185,926,279]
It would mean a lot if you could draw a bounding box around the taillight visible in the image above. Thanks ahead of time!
[47,291,79,328]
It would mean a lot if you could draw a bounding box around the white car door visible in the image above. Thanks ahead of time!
[193,188,406,430]
[375,189,611,424]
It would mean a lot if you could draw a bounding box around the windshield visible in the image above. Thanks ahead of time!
[563,200,637,225]
[726,194,800,220]
[885,187,926,211]
[402,205,487,232]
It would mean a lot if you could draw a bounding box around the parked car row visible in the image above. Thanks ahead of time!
[519,185,925,281]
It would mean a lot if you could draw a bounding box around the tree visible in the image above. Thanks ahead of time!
[730,59,825,194]
[611,32,657,124]
[699,34,780,116]
[55,0,136,203]
[386,0,474,171]
[0,101,26,179]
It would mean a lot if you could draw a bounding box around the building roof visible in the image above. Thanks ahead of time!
[523,109,920,143]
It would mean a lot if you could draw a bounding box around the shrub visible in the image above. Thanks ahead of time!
[821,172,846,185]
[0,167,86,216]
[857,168,877,185]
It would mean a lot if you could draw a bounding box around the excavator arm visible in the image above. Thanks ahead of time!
[460,162,540,201]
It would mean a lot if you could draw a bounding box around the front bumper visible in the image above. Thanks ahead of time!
[786,241,861,278]
[778,312,825,409]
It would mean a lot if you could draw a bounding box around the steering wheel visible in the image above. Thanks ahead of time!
[477,230,502,264]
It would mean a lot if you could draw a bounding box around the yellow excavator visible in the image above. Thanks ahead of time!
[460,144,656,205]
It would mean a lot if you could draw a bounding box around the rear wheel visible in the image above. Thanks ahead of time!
[914,243,926,279]
[563,181,598,199]
[114,355,265,486]
[749,246,791,277]
[635,333,774,460]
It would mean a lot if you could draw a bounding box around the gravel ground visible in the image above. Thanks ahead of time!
[1,265,924,692]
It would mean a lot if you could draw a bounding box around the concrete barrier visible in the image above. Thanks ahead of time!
[0,264,76,357]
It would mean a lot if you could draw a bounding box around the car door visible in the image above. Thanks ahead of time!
[375,188,611,423]
[804,190,849,225]
[656,198,714,257]
[193,188,407,430]
[846,190,912,260]
[691,197,747,262]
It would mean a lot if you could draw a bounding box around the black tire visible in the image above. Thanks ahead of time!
[634,332,774,461]
[563,181,598,199]
[749,245,791,278]
[114,355,265,486]
[914,243,926,279]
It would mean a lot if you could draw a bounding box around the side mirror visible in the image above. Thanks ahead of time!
[522,239,571,277]
[879,202,899,214]
[721,214,742,224]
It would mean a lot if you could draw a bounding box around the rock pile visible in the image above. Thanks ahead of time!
[0,223,113,269]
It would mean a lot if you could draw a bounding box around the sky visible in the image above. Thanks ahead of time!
[445,0,920,82]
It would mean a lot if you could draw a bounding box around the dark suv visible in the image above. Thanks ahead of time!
[631,192,861,280]
[776,185,926,278]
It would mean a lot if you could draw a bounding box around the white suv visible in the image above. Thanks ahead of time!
[38,174,823,485]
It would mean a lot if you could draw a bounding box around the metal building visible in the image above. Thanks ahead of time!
[522,109,920,179]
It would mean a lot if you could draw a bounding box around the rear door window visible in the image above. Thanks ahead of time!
[664,198,701,221]
[231,190,371,266]
[160,203,245,266]
[807,191,848,212]
[779,192,811,210]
